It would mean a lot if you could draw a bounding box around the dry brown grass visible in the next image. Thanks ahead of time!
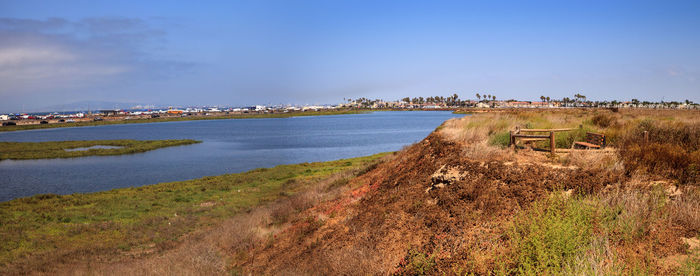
[670,186,700,234]
[561,149,622,171]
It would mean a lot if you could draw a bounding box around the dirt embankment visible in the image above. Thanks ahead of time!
[236,131,626,274]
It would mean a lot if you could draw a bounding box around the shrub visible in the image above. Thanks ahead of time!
[591,113,616,128]
[395,249,436,275]
[508,194,593,275]
[619,121,700,184]
[488,131,512,148]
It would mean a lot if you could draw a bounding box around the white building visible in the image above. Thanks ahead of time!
[0,115,8,121]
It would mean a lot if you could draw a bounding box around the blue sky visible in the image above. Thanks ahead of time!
[1,0,699,112]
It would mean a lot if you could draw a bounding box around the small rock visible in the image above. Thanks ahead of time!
[682,237,699,251]
[666,185,682,198]
[427,165,466,192]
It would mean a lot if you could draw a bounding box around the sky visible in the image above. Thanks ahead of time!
[0,0,699,112]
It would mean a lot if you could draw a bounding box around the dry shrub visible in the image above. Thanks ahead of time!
[591,112,616,128]
[619,120,700,184]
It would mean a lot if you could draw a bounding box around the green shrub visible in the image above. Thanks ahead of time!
[489,131,512,148]
[399,249,436,275]
[508,194,593,275]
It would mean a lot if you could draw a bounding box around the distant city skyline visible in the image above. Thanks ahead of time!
[1,0,699,113]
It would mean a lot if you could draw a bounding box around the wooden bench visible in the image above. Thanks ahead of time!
[574,132,606,149]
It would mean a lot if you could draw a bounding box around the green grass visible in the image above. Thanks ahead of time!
[0,153,387,269]
[0,139,200,160]
[0,109,370,132]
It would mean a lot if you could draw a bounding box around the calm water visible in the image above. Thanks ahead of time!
[0,111,462,201]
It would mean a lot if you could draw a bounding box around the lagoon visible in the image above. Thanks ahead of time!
[0,111,462,201]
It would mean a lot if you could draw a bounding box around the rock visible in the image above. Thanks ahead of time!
[427,165,466,192]
[682,237,699,251]
[666,185,682,198]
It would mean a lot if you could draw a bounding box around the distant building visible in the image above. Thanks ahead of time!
[99,110,121,116]
[0,115,8,121]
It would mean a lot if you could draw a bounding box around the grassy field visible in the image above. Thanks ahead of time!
[0,109,370,132]
[0,152,387,272]
[0,139,200,160]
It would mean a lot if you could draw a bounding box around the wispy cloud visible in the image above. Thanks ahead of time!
[0,17,192,103]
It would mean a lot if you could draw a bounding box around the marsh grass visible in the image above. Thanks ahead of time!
[0,152,387,272]
[0,139,200,160]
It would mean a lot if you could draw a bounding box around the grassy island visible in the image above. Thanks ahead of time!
[0,139,201,160]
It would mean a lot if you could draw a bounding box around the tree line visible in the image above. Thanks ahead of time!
[347,93,697,108]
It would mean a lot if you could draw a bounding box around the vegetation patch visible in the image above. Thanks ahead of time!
[619,120,700,183]
[507,194,594,275]
[0,139,200,160]
[0,153,387,272]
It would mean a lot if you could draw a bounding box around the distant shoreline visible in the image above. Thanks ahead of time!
[0,109,374,133]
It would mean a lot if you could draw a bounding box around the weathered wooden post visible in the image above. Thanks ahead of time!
[644,131,649,144]
[550,131,556,155]
[509,130,513,147]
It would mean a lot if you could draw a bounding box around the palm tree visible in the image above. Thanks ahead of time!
[562,97,571,107]
[476,93,481,101]
[540,96,546,102]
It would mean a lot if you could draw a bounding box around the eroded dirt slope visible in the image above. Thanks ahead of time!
[238,132,625,274]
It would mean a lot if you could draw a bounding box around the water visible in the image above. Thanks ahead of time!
[0,111,463,201]
[64,145,124,151]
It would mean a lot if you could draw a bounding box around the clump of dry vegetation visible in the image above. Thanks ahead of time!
[619,120,700,184]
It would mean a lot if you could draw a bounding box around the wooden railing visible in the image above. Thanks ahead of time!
[509,127,576,155]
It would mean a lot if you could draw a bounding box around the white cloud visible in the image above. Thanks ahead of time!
[0,47,75,66]
[0,17,191,106]
[0,46,130,81]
